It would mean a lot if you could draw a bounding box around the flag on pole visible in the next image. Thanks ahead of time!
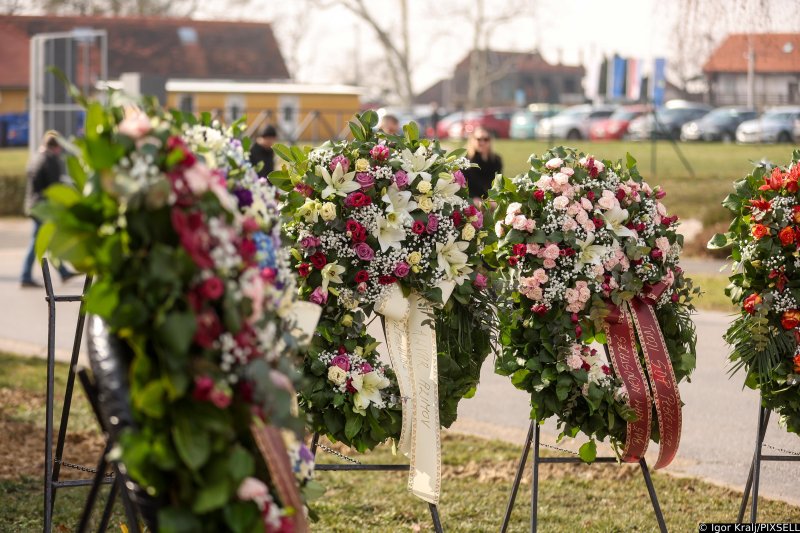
[626,58,642,101]
[651,57,667,108]
[612,55,626,100]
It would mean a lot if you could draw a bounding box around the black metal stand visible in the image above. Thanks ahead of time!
[500,420,668,533]
[310,433,444,533]
[737,402,800,524]
[41,259,109,532]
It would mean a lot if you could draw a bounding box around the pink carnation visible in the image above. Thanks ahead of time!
[370,144,390,161]
[512,215,529,231]
[543,258,557,269]
[541,244,560,260]
[545,157,563,169]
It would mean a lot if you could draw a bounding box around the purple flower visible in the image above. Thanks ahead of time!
[310,286,328,305]
[473,273,488,290]
[331,354,351,371]
[298,444,314,462]
[354,242,375,261]
[300,236,321,249]
[360,362,373,373]
[233,187,253,208]
[355,172,375,189]
[394,261,410,278]
[329,154,350,173]
[453,170,466,187]
[394,170,409,189]
[426,213,439,234]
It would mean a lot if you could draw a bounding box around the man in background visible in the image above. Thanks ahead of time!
[20,131,77,288]
[250,125,277,178]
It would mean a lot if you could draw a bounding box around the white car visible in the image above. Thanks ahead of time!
[736,107,800,144]
[536,104,616,140]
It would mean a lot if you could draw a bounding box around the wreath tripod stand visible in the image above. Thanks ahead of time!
[499,419,668,533]
[737,400,800,523]
[309,432,444,533]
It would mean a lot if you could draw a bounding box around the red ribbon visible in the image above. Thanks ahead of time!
[603,283,683,469]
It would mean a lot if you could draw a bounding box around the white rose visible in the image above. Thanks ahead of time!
[495,221,505,237]
[320,202,337,221]
[462,224,476,240]
[417,180,432,194]
[355,158,370,172]
[327,366,347,385]
[506,202,523,216]
[418,196,434,213]
[553,196,569,210]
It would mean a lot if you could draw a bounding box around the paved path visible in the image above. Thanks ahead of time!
[2,217,798,509]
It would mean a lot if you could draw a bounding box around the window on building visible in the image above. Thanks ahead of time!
[563,77,577,94]
[177,94,195,114]
[225,94,246,123]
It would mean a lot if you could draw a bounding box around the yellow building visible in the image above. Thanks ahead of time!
[164,80,362,143]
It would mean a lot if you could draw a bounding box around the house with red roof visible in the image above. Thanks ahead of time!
[703,33,800,108]
[0,15,361,142]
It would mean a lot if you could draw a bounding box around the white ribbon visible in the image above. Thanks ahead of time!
[287,301,323,347]
[375,280,454,504]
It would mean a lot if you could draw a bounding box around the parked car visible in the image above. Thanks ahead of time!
[736,106,800,144]
[680,106,757,142]
[794,117,800,142]
[627,103,712,140]
[589,105,649,140]
[536,104,616,140]
[509,104,563,139]
[448,107,516,139]
[435,111,465,139]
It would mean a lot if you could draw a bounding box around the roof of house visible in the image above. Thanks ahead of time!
[703,33,800,74]
[454,50,585,76]
[0,15,289,88]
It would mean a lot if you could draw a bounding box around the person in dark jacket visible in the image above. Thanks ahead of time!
[20,131,77,287]
[463,126,503,201]
[250,125,277,178]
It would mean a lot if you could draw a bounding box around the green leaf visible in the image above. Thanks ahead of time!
[135,380,166,418]
[267,169,293,192]
[625,152,637,169]
[84,278,119,318]
[173,417,210,470]
[158,507,203,533]
[272,143,294,163]
[348,120,365,141]
[344,412,363,439]
[44,183,81,207]
[228,446,255,483]
[35,222,57,260]
[403,121,419,141]
[579,440,597,463]
[192,478,231,513]
[707,232,730,250]
[157,311,196,357]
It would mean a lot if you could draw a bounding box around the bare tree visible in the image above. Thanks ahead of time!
[315,0,416,107]
[37,0,202,16]
[1,0,25,14]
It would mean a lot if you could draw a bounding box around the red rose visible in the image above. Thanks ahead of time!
[512,243,527,257]
[297,263,311,277]
[779,226,795,246]
[192,375,215,402]
[794,355,800,373]
[531,304,548,316]
[586,191,595,201]
[355,270,369,283]
[781,310,800,330]
[743,293,762,315]
[194,309,222,348]
[615,189,626,201]
[463,205,478,217]
[200,277,224,300]
[508,256,519,266]
[309,252,327,269]
[412,221,426,234]
[592,218,604,229]
[533,190,545,202]
[346,220,360,233]
[451,211,463,226]
[239,238,257,261]
[751,224,770,240]
[378,275,397,285]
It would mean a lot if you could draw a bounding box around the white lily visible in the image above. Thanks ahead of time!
[382,185,418,223]
[434,173,462,204]
[399,146,438,182]
[436,236,470,281]
[352,371,391,415]
[373,216,407,251]
[320,261,346,292]
[575,233,609,270]
[602,206,637,239]
[318,163,359,199]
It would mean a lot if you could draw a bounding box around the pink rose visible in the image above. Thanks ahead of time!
[453,170,466,187]
[560,167,574,177]
[471,211,484,229]
[576,210,589,225]
[355,242,375,261]
[426,213,439,234]
[394,261,410,277]
[597,191,617,210]
[541,244,560,260]
[512,215,528,230]
[210,389,231,409]
[394,170,409,188]
[183,163,213,195]
[310,286,328,305]
[192,375,214,402]
[566,203,581,216]
[581,198,593,211]
[545,157,563,170]
[370,144,390,161]
[330,155,350,173]
[552,196,569,210]
[355,172,375,189]
[473,273,488,289]
[526,243,541,255]
[567,353,584,370]
[237,477,269,502]
[532,268,548,284]
[118,111,151,139]
[543,258,557,269]
[562,218,578,232]
[525,219,536,232]
[331,354,351,371]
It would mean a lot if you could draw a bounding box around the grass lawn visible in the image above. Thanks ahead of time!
[691,273,738,314]
[3,351,800,532]
[0,148,27,177]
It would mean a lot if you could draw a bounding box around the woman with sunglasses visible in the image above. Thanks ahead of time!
[464,126,503,202]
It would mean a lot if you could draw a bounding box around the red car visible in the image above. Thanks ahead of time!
[448,107,516,139]
[589,105,649,140]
